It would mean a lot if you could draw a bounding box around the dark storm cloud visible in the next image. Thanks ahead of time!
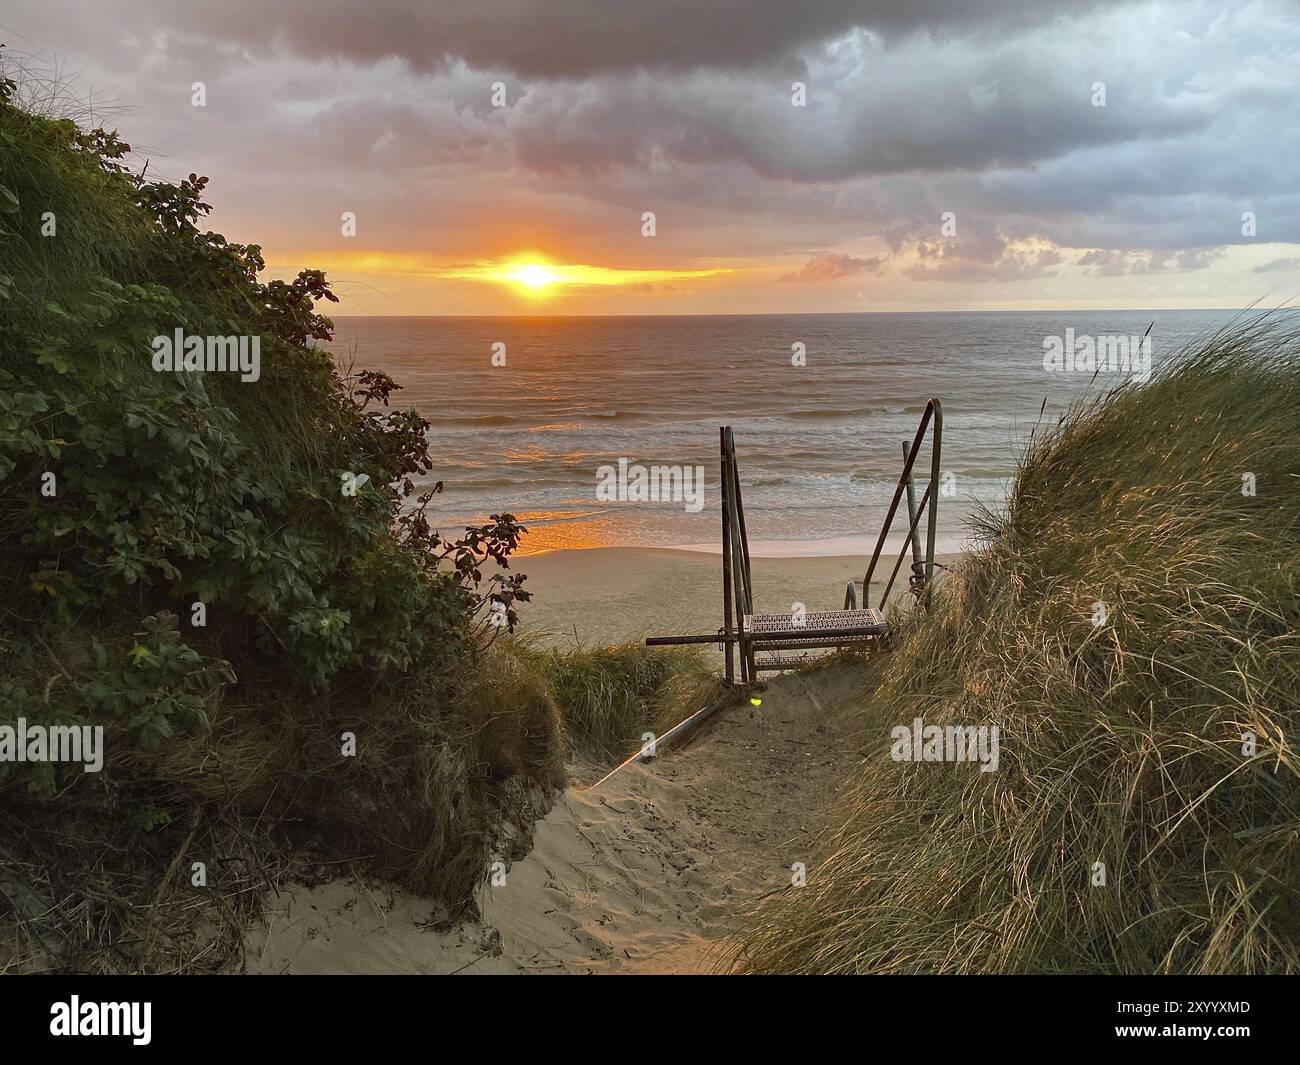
[2,0,1297,279]
[147,0,1138,78]
[497,59,1211,184]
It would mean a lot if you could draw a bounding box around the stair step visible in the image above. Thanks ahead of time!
[743,608,887,646]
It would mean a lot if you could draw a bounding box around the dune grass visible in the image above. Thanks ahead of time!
[733,315,1300,974]
[510,639,718,762]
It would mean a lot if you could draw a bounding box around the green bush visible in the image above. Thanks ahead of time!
[0,66,553,971]
[0,76,531,782]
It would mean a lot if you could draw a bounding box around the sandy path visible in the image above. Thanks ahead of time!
[245,663,867,975]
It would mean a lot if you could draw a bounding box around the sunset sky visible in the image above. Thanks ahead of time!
[3,1,1299,315]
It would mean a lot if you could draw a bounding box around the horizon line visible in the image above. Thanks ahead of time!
[328,304,1261,319]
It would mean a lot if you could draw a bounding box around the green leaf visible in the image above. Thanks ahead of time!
[35,350,73,374]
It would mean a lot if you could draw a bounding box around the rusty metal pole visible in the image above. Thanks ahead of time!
[903,441,925,598]
[727,432,755,683]
[923,401,943,608]
[720,427,734,686]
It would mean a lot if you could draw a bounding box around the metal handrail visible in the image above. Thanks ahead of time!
[661,404,942,685]
[880,481,932,607]
[862,398,942,610]
[720,427,757,684]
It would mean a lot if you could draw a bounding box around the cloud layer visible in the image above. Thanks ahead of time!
[3,0,1298,312]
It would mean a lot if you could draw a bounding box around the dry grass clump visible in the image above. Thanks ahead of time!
[0,639,568,973]
[734,315,1300,974]
[454,641,567,784]
[534,641,718,761]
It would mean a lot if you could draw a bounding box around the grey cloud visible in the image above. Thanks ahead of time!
[3,0,1297,279]
[905,247,1064,282]
[493,29,1215,185]
[1076,246,1227,275]
[1076,249,1139,276]
[75,0,1139,79]
[778,252,884,282]
[900,224,1064,282]
[1254,257,1300,273]
[1171,247,1226,270]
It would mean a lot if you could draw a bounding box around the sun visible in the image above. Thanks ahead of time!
[503,262,562,292]
[424,255,735,299]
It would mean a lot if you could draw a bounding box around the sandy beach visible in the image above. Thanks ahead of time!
[514,544,955,649]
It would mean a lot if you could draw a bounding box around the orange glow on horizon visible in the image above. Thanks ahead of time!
[265,250,736,300]
[435,255,736,298]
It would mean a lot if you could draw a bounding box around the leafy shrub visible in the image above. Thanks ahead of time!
[0,79,531,785]
[0,62,555,971]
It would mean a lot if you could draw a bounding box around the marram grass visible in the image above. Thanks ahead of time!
[733,315,1300,974]
[528,639,718,762]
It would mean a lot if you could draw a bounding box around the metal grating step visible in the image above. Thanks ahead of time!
[743,608,887,645]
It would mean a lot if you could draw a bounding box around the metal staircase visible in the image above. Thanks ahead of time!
[647,399,943,686]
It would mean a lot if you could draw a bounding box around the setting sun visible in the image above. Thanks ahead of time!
[504,262,561,291]
[422,256,738,301]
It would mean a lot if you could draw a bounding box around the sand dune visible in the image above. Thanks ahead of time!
[244,663,870,974]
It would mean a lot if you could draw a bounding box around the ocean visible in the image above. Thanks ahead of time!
[324,309,1239,556]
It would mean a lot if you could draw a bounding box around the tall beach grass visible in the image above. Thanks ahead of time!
[734,315,1300,974]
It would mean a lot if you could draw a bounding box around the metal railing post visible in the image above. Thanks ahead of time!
[720,427,735,686]
[725,429,755,683]
[923,400,943,607]
[903,441,924,597]
[863,398,943,611]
